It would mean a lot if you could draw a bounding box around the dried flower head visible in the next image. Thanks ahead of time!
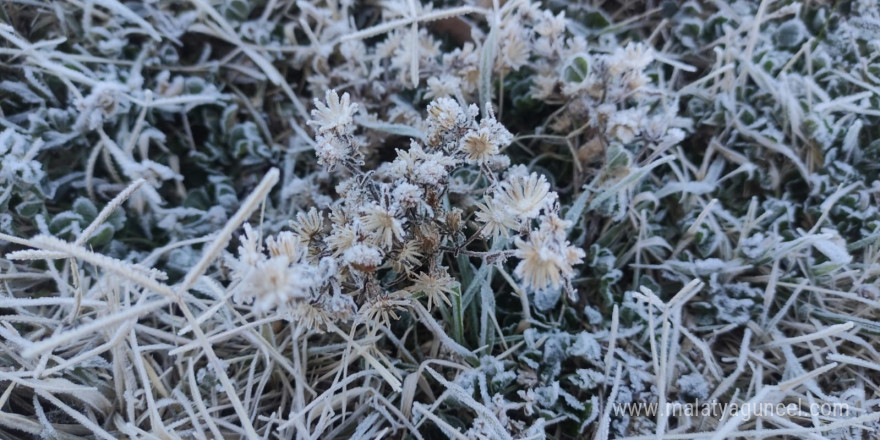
[513,215,584,292]
[313,134,347,170]
[343,243,383,272]
[241,256,310,313]
[307,89,358,134]
[408,267,457,310]
[495,171,556,220]
[475,198,519,239]
[361,201,406,250]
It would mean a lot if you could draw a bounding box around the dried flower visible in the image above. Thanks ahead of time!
[314,134,349,170]
[426,97,463,132]
[307,89,358,134]
[266,231,303,261]
[460,127,499,163]
[343,243,383,272]
[495,171,555,220]
[361,201,406,250]
[408,267,457,310]
[241,256,310,313]
[391,181,423,210]
[513,215,584,292]
[475,198,519,239]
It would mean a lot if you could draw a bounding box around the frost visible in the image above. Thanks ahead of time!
[533,382,561,408]
[533,287,562,311]
[740,232,772,260]
[677,372,709,401]
[571,369,605,390]
[568,332,602,361]
[1,1,877,438]
[712,295,755,325]
[773,20,806,48]
[583,305,604,325]
[542,336,566,379]
[73,82,129,132]
[812,228,853,265]
[0,129,44,188]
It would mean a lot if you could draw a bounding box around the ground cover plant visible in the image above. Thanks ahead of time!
[1,0,880,438]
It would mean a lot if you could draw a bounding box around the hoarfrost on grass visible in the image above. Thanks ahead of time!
[2,0,880,438]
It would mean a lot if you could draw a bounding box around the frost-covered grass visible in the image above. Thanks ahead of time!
[1,0,880,438]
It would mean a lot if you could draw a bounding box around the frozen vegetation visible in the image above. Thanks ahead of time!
[1,0,880,438]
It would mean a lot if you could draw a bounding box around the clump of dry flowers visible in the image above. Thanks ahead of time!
[230,91,584,335]
[1,0,880,439]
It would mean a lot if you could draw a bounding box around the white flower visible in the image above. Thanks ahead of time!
[499,25,531,72]
[425,75,462,100]
[360,290,410,328]
[459,113,511,162]
[426,97,462,132]
[608,42,653,76]
[290,208,325,248]
[514,235,566,291]
[314,133,349,169]
[475,198,519,239]
[307,89,358,134]
[265,231,303,262]
[391,181,423,209]
[230,228,337,314]
[530,73,558,100]
[393,141,458,186]
[495,172,555,220]
[443,43,480,92]
[242,256,312,313]
[426,97,472,151]
[408,267,457,310]
[534,10,567,39]
[414,156,452,186]
[485,154,511,172]
[504,163,531,180]
[391,239,424,273]
[362,202,406,249]
[607,109,643,143]
[460,127,499,163]
[236,223,264,268]
[513,215,584,292]
[327,220,360,257]
[343,243,383,272]
[605,42,653,95]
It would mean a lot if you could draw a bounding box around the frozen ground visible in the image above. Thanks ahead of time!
[1,0,880,438]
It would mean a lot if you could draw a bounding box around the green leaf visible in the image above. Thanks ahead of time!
[184,187,211,210]
[479,284,496,348]
[106,208,126,231]
[224,0,252,21]
[87,223,115,247]
[774,20,805,48]
[73,197,98,221]
[605,144,631,171]
[583,11,610,29]
[49,211,83,236]
[450,284,464,346]
[15,199,43,218]
[563,54,590,84]
[221,104,239,135]
[185,77,206,95]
